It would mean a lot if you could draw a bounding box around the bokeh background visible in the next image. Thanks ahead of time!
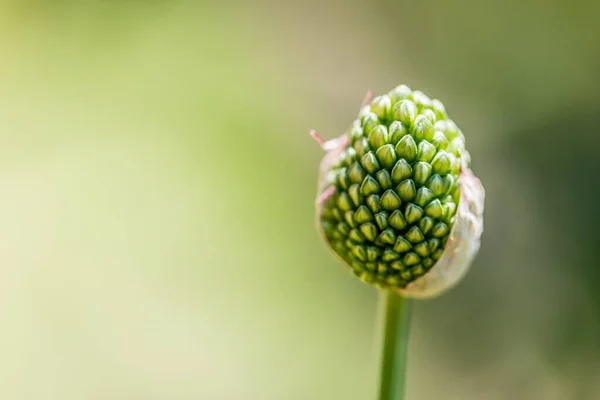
[1,1,599,399]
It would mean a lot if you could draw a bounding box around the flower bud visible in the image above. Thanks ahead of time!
[411,115,435,142]
[395,135,418,163]
[353,137,370,158]
[431,151,452,175]
[431,131,449,150]
[368,125,389,149]
[388,121,408,144]
[370,95,392,120]
[315,85,485,298]
[389,84,412,104]
[362,113,380,135]
[376,169,393,190]
[360,152,380,175]
[421,109,437,125]
[396,179,416,202]
[360,175,381,196]
[412,90,433,111]
[432,99,448,120]
[413,162,432,186]
[417,140,436,163]
[392,100,417,127]
[391,159,412,183]
[376,144,397,169]
[380,189,402,210]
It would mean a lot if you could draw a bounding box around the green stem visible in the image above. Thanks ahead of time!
[377,290,412,400]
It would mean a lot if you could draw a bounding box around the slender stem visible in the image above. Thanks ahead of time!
[377,290,412,400]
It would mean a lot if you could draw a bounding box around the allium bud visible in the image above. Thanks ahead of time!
[312,85,485,299]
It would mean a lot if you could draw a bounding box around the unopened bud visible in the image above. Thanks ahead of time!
[314,85,485,298]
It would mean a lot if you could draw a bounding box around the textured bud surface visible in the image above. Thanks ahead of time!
[316,85,485,298]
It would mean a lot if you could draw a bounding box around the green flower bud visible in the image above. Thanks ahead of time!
[389,84,412,104]
[391,260,405,272]
[389,210,408,230]
[431,222,449,238]
[365,194,381,213]
[360,152,380,175]
[391,159,413,183]
[343,147,357,166]
[378,229,397,245]
[336,168,350,190]
[374,211,389,231]
[418,216,435,235]
[431,248,444,261]
[361,175,381,196]
[393,236,412,253]
[362,113,380,135]
[406,226,425,243]
[396,179,416,202]
[417,140,436,163]
[442,174,455,196]
[413,162,432,186]
[448,153,461,175]
[349,121,363,142]
[425,199,444,218]
[431,131,449,150]
[411,265,425,277]
[431,151,451,175]
[354,205,373,224]
[395,135,418,162]
[443,202,457,223]
[413,242,430,257]
[388,121,408,144]
[337,192,353,211]
[348,228,365,243]
[353,137,370,158]
[382,249,400,262]
[428,238,441,252]
[405,203,424,224]
[370,95,392,120]
[403,252,420,266]
[411,115,435,142]
[360,223,378,242]
[448,137,465,156]
[348,184,362,207]
[366,246,380,262]
[421,109,437,125]
[422,257,434,269]
[392,100,417,127]
[432,99,448,120]
[376,169,393,190]
[412,90,433,111]
[368,125,389,149]
[348,162,366,184]
[376,144,397,169]
[381,189,402,211]
[358,105,371,119]
[414,187,434,208]
[337,222,350,236]
[399,269,411,281]
[351,244,367,261]
[344,210,356,228]
[435,119,459,140]
[425,174,445,197]
[314,85,485,298]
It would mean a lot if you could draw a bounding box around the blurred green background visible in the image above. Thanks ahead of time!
[1,1,599,399]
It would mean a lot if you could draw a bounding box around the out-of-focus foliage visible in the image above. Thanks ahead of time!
[0,1,598,399]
